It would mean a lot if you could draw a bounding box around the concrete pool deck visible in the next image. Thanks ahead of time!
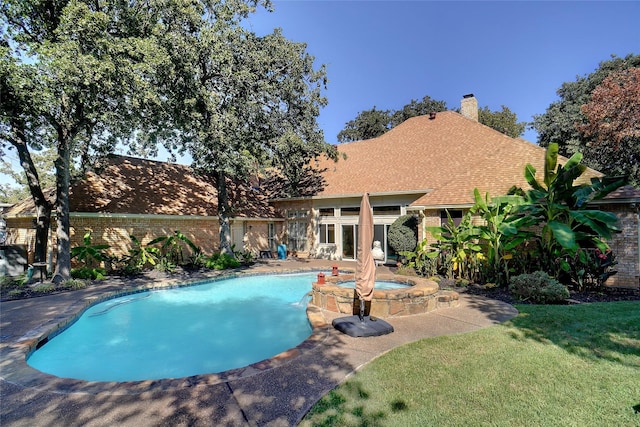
[0,259,519,426]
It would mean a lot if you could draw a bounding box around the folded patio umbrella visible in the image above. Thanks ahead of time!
[333,193,393,337]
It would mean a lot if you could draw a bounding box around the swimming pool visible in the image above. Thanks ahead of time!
[27,272,319,382]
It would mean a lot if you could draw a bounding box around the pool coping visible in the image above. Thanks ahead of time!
[3,267,339,395]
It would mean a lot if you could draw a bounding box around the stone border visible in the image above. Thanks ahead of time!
[5,268,334,394]
[311,273,459,317]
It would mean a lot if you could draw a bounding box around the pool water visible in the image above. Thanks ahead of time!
[27,273,319,382]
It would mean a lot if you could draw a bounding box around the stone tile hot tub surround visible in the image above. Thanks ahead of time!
[311,273,459,318]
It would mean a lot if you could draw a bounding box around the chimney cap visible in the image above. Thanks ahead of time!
[463,93,475,99]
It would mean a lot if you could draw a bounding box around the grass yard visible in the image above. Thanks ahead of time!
[301,301,640,427]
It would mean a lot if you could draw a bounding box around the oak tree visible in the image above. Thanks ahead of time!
[478,105,527,138]
[533,54,640,185]
[1,0,179,281]
[578,67,640,185]
[337,95,447,143]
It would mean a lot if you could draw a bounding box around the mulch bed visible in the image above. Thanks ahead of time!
[461,283,640,305]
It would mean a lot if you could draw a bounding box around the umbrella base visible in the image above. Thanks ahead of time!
[332,315,394,337]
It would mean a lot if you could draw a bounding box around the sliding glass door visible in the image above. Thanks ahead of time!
[341,224,358,260]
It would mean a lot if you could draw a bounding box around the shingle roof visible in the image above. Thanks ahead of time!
[314,111,603,207]
[8,156,279,218]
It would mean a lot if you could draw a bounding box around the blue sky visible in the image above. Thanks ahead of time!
[244,0,639,145]
[2,0,639,187]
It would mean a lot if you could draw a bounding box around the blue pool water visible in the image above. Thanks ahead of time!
[27,273,319,382]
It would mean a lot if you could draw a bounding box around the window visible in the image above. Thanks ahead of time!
[373,206,401,215]
[319,224,335,244]
[319,208,334,216]
[287,210,308,252]
[288,221,307,251]
[342,224,358,259]
[287,209,308,219]
[268,223,276,251]
[341,207,360,216]
[441,210,463,228]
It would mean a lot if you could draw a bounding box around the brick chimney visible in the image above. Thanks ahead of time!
[460,94,478,121]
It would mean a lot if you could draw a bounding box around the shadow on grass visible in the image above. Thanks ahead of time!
[302,379,410,427]
[506,301,640,367]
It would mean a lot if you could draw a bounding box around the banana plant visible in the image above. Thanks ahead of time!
[470,189,535,286]
[426,210,482,280]
[149,230,201,267]
[127,234,161,269]
[71,232,111,268]
[516,143,626,276]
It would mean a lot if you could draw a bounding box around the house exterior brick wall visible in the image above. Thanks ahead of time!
[602,204,639,288]
[243,221,284,255]
[419,210,442,245]
[74,214,221,259]
[6,214,289,268]
[6,214,222,265]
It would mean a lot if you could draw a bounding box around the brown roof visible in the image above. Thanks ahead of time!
[314,111,603,207]
[9,156,279,218]
[603,185,640,201]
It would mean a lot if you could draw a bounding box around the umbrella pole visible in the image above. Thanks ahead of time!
[359,299,365,322]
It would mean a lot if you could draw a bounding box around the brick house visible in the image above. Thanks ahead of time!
[273,95,639,287]
[4,95,639,287]
[4,156,285,267]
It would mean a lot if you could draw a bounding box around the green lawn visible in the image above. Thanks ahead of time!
[301,301,640,427]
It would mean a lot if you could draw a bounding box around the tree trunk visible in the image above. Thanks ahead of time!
[216,170,233,256]
[9,117,53,264]
[52,136,72,283]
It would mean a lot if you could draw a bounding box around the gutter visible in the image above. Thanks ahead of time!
[408,204,474,211]
[5,212,285,222]
[269,189,433,203]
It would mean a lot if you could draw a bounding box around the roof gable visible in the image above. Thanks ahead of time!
[9,156,279,218]
[315,111,602,206]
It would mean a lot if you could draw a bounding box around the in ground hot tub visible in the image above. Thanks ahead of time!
[311,273,459,318]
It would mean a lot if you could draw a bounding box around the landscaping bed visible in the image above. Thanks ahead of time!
[460,282,640,304]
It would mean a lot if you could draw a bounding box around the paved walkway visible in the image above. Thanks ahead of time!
[0,260,518,426]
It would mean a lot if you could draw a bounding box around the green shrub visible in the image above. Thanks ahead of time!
[61,278,87,290]
[8,289,24,297]
[395,265,418,276]
[71,267,107,280]
[455,278,470,287]
[32,283,56,293]
[122,234,160,272]
[155,258,177,273]
[509,271,570,304]
[204,253,240,270]
[388,214,418,257]
[149,230,200,267]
